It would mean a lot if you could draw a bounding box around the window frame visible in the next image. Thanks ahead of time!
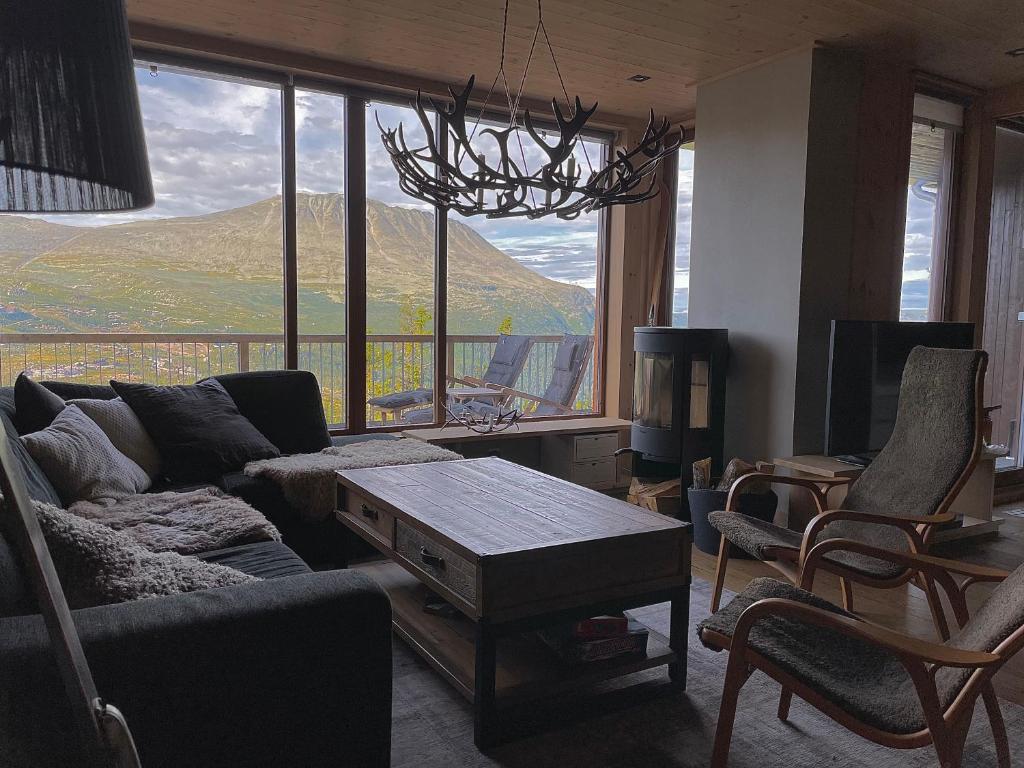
[133,46,613,433]
[901,93,967,322]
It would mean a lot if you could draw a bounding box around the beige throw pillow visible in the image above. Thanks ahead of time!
[70,397,162,480]
[22,405,151,504]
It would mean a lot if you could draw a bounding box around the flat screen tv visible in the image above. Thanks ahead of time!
[825,320,975,462]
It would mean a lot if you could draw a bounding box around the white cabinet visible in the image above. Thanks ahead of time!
[541,432,621,491]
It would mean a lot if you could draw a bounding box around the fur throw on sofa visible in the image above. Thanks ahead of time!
[69,488,280,555]
[245,438,462,521]
[35,502,256,608]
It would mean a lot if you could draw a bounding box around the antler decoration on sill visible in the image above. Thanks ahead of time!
[376,0,681,220]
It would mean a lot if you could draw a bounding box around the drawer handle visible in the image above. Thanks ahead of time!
[360,503,379,521]
[420,547,446,570]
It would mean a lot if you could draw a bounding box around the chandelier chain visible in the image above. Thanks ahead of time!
[376,0,681,219]
[536,0,594,174]
[470,0,513,142]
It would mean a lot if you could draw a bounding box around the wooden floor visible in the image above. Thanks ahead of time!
[690,505,1024,706]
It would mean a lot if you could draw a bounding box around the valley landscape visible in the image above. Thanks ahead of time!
[0,194,597,422]
[0,192,595,336]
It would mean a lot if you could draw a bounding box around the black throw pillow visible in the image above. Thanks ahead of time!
[14,372,66,435]
[110,378,280,483]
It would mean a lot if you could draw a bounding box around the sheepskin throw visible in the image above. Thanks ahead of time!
[34,501,256,609]
[245,438,462,521]
[69,488,281,555]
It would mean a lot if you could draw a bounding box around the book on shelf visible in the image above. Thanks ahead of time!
[538,618,649,664]
[572,614,629,640]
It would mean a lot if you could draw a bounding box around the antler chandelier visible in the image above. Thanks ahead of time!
[377,0,681,220]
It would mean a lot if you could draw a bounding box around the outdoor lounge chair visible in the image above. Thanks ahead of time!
[707,346,987,641]
[699,544,1019,767]
[477,333,594,417]
[368,334,533,424]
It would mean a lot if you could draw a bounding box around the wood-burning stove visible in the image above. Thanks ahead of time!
[629,327,729,478]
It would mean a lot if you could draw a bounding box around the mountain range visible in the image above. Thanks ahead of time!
[0,193,595,336]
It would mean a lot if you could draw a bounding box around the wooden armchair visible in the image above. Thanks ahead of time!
[699,543,1020,767]
[708,346,988,640]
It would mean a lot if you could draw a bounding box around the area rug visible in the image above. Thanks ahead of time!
[390,578,1022,767]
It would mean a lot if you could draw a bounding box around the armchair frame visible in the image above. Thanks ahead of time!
[702,546,1019,768]
[710,356,987,637]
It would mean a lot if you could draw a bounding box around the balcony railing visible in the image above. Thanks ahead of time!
[0,333,595,427]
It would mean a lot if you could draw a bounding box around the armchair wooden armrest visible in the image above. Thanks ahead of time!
[801,537,1011,587]
[447,375,480,387]
[797,508,957,567]
[728,597,1001,669]
[725,472,852,516]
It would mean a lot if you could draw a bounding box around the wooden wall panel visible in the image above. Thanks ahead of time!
[981,128,1024,448]
[846,61,915,320]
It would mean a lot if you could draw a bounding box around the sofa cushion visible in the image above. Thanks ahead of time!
[210,371,332,455]
[41,381,117,401]
[35,501,257,608]
[111,378,280,483]
[198,540,312,579]
[14,373,65,435]
[22,405,152,504]
[70,397,162,480]
[0,411,62,507]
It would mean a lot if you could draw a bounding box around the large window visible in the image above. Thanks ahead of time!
[445,117,603,417]
[0,55,611,431]
[295,88,347,426]
[0,62,284,383]
[672,143,695,327]
[365,101,436,426]
[899,96,962,321]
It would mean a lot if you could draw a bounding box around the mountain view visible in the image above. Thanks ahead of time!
[0,193,595,336]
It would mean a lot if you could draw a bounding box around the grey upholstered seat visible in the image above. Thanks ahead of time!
[699,578,928,733]
[700,567,1024,734]
[709,346,985,580]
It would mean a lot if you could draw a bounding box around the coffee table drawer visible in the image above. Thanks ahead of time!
[395,521,477,607]
[341,491,394,546]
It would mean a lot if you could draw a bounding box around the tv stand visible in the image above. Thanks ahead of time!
[774,451,1004,543]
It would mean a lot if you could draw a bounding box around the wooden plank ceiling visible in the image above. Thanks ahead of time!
[127,0,1024,123]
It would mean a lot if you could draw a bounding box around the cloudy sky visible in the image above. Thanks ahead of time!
[34,64,929,324]
[39,65,604,301]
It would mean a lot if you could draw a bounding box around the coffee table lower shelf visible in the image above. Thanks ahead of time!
[355,560,677,706]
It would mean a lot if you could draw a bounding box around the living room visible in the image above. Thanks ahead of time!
[2,1,1024,766]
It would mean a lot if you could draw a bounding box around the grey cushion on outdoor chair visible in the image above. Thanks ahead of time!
[709,346,985,580]
[369,388,432,411]
[533,334,593,415]
[699,578,955,734]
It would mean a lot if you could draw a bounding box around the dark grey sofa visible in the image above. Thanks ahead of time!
[3,370,395,564]
[0,371,395,766]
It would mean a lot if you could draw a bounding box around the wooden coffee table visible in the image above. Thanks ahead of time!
[335,457,691,747]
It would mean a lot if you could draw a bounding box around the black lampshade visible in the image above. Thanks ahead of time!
[0,0,153,213]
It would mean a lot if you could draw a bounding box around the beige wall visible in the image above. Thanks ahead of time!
[688,50,814,464]
[689,48,882,465]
